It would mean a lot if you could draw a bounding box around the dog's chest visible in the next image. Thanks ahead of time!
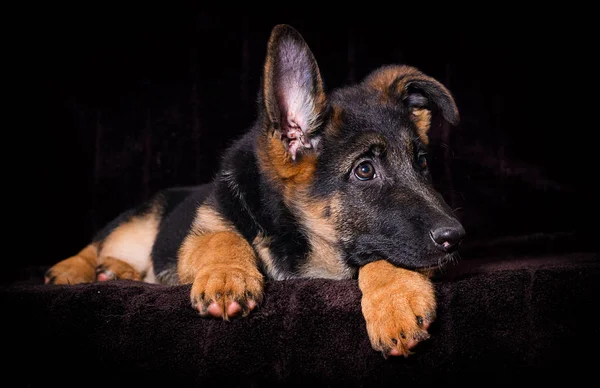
[253,231,353,281]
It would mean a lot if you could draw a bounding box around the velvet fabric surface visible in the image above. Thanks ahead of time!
[3,249,597,387]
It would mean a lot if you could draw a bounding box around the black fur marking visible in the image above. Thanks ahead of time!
[256,178,309,276]
[214,130,311,277]
[404,91,429,109]
[214,132,262,244]
[151,184,213,276]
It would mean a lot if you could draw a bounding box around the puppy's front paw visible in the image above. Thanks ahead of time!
[190,265,264,320]
[359,260,436,357]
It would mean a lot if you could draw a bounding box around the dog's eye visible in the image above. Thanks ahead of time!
[354,161,376,180]
[417,154,428,170]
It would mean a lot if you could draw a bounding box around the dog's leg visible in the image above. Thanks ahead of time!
[178,231,264,320]
[358,260,436,357]
[95,257,142,282]
[45,244,98,285]
[46,246,143,284]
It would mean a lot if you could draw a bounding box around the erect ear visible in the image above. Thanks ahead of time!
[364,65,459,144]
[262,24,327,160]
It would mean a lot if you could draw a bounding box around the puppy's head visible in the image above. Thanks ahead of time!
[257,24,464,271]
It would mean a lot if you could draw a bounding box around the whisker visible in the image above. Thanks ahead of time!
[454,252,462,264]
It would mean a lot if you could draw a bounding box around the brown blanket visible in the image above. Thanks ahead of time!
[2,251,598,387]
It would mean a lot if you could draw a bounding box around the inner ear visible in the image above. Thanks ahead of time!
[263,24,327,160]
[404,88,430,109]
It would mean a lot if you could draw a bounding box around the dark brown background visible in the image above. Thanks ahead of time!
[23,7,594,271]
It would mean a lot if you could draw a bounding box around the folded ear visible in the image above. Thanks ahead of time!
[364,65,459,143]
[262,24,327,160]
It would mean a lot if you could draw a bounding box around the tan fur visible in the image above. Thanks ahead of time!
[178,230,263,320]
[253,234,286,281]
[98,211,160,282]
[364,65,439,102]
[262,49,273,111]
[258,127,351,280]
[297,196,353,279]
[177,203,263,318]
[253,199,351,281]
[44,244,99,284]
[190,204,234,235]
[358,260,436,357]
[257,131,318,195]
[411,108,432,144]
[327,105,345,136]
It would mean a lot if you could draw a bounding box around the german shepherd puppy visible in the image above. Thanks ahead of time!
[45,24,464,357]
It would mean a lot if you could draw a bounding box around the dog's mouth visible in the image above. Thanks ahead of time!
[421,252,460,272]
[386,251,459,273]
[357,242,461,273]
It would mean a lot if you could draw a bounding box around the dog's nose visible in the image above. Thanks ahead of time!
[430,223,465,253]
